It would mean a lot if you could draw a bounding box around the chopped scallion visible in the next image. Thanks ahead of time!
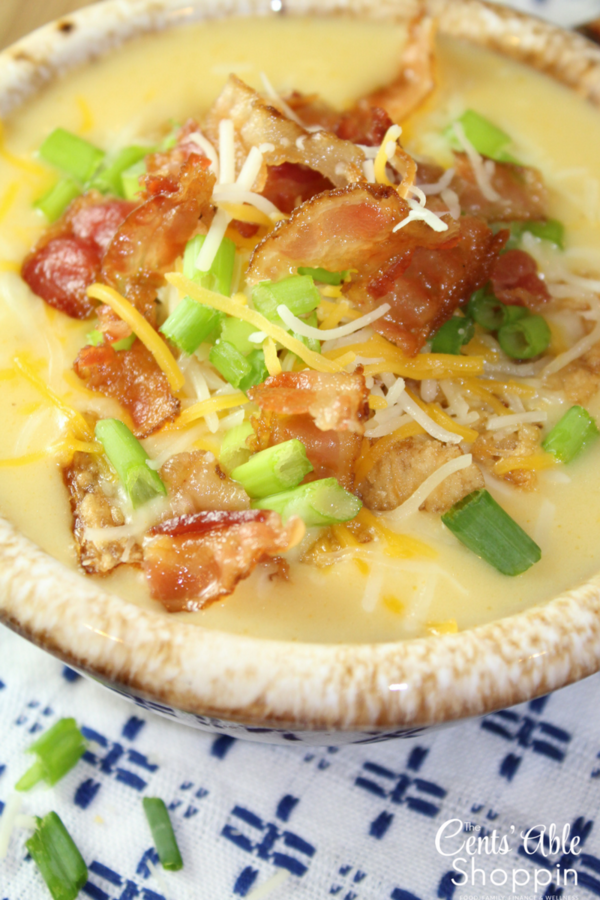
[467,288,506,331]
[430,316,474,355]
[231,439,313,498]
[505,219,565,251]
[297,266,348,285]
[38,128,105,182]
[441,489,541,576]
[497,314,550,359]
[252,276,321,326]
[253,477,362,527]
[86,331,135,351]
[86,329,104,347]
[209,340,252,388]
[184,234,236,296]
[89,145,149,197]
[239,349,269,393]
[446,110,516,163]
[15,718,86,792]
[26,812,88,900]
[542,405,600,463]
[111,334,136,352]
[95,418,167,508]
[143,798,183,872]
[34,178,81,222]
[160,295,222,355]
[220,317,259,356]
[219,421,254,474]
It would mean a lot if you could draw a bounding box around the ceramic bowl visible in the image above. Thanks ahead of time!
[2,0,600,745]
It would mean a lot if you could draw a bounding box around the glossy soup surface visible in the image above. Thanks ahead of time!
[1,15,600,642]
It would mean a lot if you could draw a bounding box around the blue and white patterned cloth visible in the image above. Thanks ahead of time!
[4,2,600,898]
[3,625,600,900]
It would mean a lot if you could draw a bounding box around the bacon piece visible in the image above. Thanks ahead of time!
[64,451,143,575]
[160,451,250,516]
[491,249,550,308]
[451,154,547,222]
[247,182,457,284]
[203,75,367,190]
[349,215,508,354]
[249,371,369,489]
[21,193,135,319]
[249,371,369,434]
[101,154,216,319]
[365,15,436,123]
[284,92,393,147]
[143,511,305,611]
[74,339,179,438]
[262,163,333,215]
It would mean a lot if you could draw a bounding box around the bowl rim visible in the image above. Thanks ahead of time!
[2,0,600,734]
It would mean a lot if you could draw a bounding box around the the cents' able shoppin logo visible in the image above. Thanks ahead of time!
[435,818,581,893]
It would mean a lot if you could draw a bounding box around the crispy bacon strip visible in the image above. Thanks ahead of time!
[262,163,334,215]
[247,182,457,284]
[101,154,216,319]
[143,511,305,611]
[22,194,135,319]
[451,154,547,222]
[249,371,369,434]
[284,92,394,147]
[365,15,436,123]
[204,75,367,190]
[74,339,179,438]
[491,249,550,308]
[249,371,369,489]
[64,451,143,575]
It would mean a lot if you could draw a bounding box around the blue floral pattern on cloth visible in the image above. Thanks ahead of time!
[3,624,600,900]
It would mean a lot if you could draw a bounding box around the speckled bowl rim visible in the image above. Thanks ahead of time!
[2,0,600,734]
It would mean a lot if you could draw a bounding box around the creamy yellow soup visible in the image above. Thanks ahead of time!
[1,16,600,643]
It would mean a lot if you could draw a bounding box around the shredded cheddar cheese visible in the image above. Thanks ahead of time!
[263,337,282,376]
[357,508,435,559]
[368,395,388,411]
[0,183,19,225]
[493,452,558,476]
[177,392,249,428]
[13,356,94,441]
[76,96,94,133]
[86,283,185,392]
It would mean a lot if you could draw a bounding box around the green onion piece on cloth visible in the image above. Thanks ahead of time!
[15,718,86,792]
[441,489,541,576]
[143,797,183,871]
[252,477,362,527]
[95,419,167,508]
[542,405,600,463]
[231,439,313,498]
[26,812,88,900]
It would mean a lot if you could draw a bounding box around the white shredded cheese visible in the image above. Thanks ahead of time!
[363,159,376,182]
[0,794,22,860]
[258,142,275,154]
[249,331,268,343]
[196,207,230,272]
[392,197,449,234]
[419,167,455,195]
[361,566,384,612]
[218,119,235,184]
[452,121,500,202]
[421,379,438,403]
[486,411,547,431]
[213,187,280,217]
[179,357,219,433]
[235,146,264,192]
[543,316,600,376]
[260,72,306,129]
[394,454,474,521]
[397,392,463,444]
[276,303,391,341]
[441,187,461,220]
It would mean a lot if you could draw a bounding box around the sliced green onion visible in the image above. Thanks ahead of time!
[160,296,222,355]
[231,439,313,498]
[446,110,516,163]
[121,159,147,200]
[89,145,149,197]
[239,349,269,393]
[86,329,104,347]
[542,405,600,463]
[157,121,182,152]
[38,128,105,182]
[220,317,259,356]
[111,334,136,352]
[252,276,321,326]
[26,812,88,900]
[430,316,474,354]
[497,314,551,359]
[253,477,362,527]
[502,305,529,326]
[219,421,254,474]
[441,489,541,576]
[15,718,86,792]
[504,219,565,251]
[86,330,135,351]
[143,798,183,871]
[209,340,252,388]
[95,418,167,508]
[297,266,348,285]
[34,178,81,222]
[468,288,505,331]
[184,234,236,297]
